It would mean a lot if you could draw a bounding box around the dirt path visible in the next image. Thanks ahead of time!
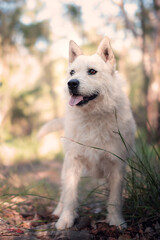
[0,159,159,239]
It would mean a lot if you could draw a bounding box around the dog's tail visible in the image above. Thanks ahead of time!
[37,118,64,139]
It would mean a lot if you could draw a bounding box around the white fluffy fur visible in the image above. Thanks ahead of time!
[37,118,64,139]
[53,37,136,230]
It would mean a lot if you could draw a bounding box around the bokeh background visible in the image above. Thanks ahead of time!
[0,0,160,219]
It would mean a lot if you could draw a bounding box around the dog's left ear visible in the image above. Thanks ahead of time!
[69,40,83,63]
[97,37,115,68]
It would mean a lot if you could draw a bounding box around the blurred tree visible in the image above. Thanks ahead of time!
[147,0,160,141]
[0,0,50,52]
[64,3,82,26]
[113,0,160,141]
[0,0,50,131]
[64,3,86,40]
[20,20,50,50]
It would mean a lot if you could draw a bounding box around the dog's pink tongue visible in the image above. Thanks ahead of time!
[69,95,83,106]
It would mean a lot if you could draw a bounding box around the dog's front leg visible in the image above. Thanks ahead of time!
[55,156,82,230]
[53,162,67,217]
[107,164,126,228]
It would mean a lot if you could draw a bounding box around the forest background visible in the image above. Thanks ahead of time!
[0,0,160,238]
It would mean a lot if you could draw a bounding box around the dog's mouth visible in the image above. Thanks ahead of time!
[69,93,99,106]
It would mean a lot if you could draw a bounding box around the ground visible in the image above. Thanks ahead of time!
[0,158,159,240]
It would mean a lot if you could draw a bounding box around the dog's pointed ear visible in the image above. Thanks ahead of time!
[97,37,115,67]
[69,40,83,63]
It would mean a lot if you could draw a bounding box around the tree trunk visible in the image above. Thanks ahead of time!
[147,0,160,141]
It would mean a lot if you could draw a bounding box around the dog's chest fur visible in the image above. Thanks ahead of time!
[66,110,117,144]
[63,107,128,177]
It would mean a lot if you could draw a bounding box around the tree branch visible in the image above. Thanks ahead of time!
[112,0,138,38]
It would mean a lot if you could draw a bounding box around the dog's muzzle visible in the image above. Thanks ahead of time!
[67,79,99,107]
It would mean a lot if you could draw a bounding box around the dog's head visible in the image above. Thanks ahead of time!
[66,37,116,108]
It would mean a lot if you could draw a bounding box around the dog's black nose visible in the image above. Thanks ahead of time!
[68,79,79,90]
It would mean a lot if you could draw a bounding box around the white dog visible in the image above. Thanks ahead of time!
[43,37,136,230]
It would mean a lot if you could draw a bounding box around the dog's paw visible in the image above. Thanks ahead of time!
[107,215,127,228]
[55,212,75,230]
[53,204,63,217]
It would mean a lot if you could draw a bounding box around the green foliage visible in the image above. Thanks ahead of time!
[0,0,50,51]
[127,62,144,109]
[11,87,41,121]
[20,20,50,49]
[64,3,82,25]
[125,134,160,223]
[0,0,24,46]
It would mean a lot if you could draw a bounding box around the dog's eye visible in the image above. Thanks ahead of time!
[70,70,75,76]
[88,69,97,75]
